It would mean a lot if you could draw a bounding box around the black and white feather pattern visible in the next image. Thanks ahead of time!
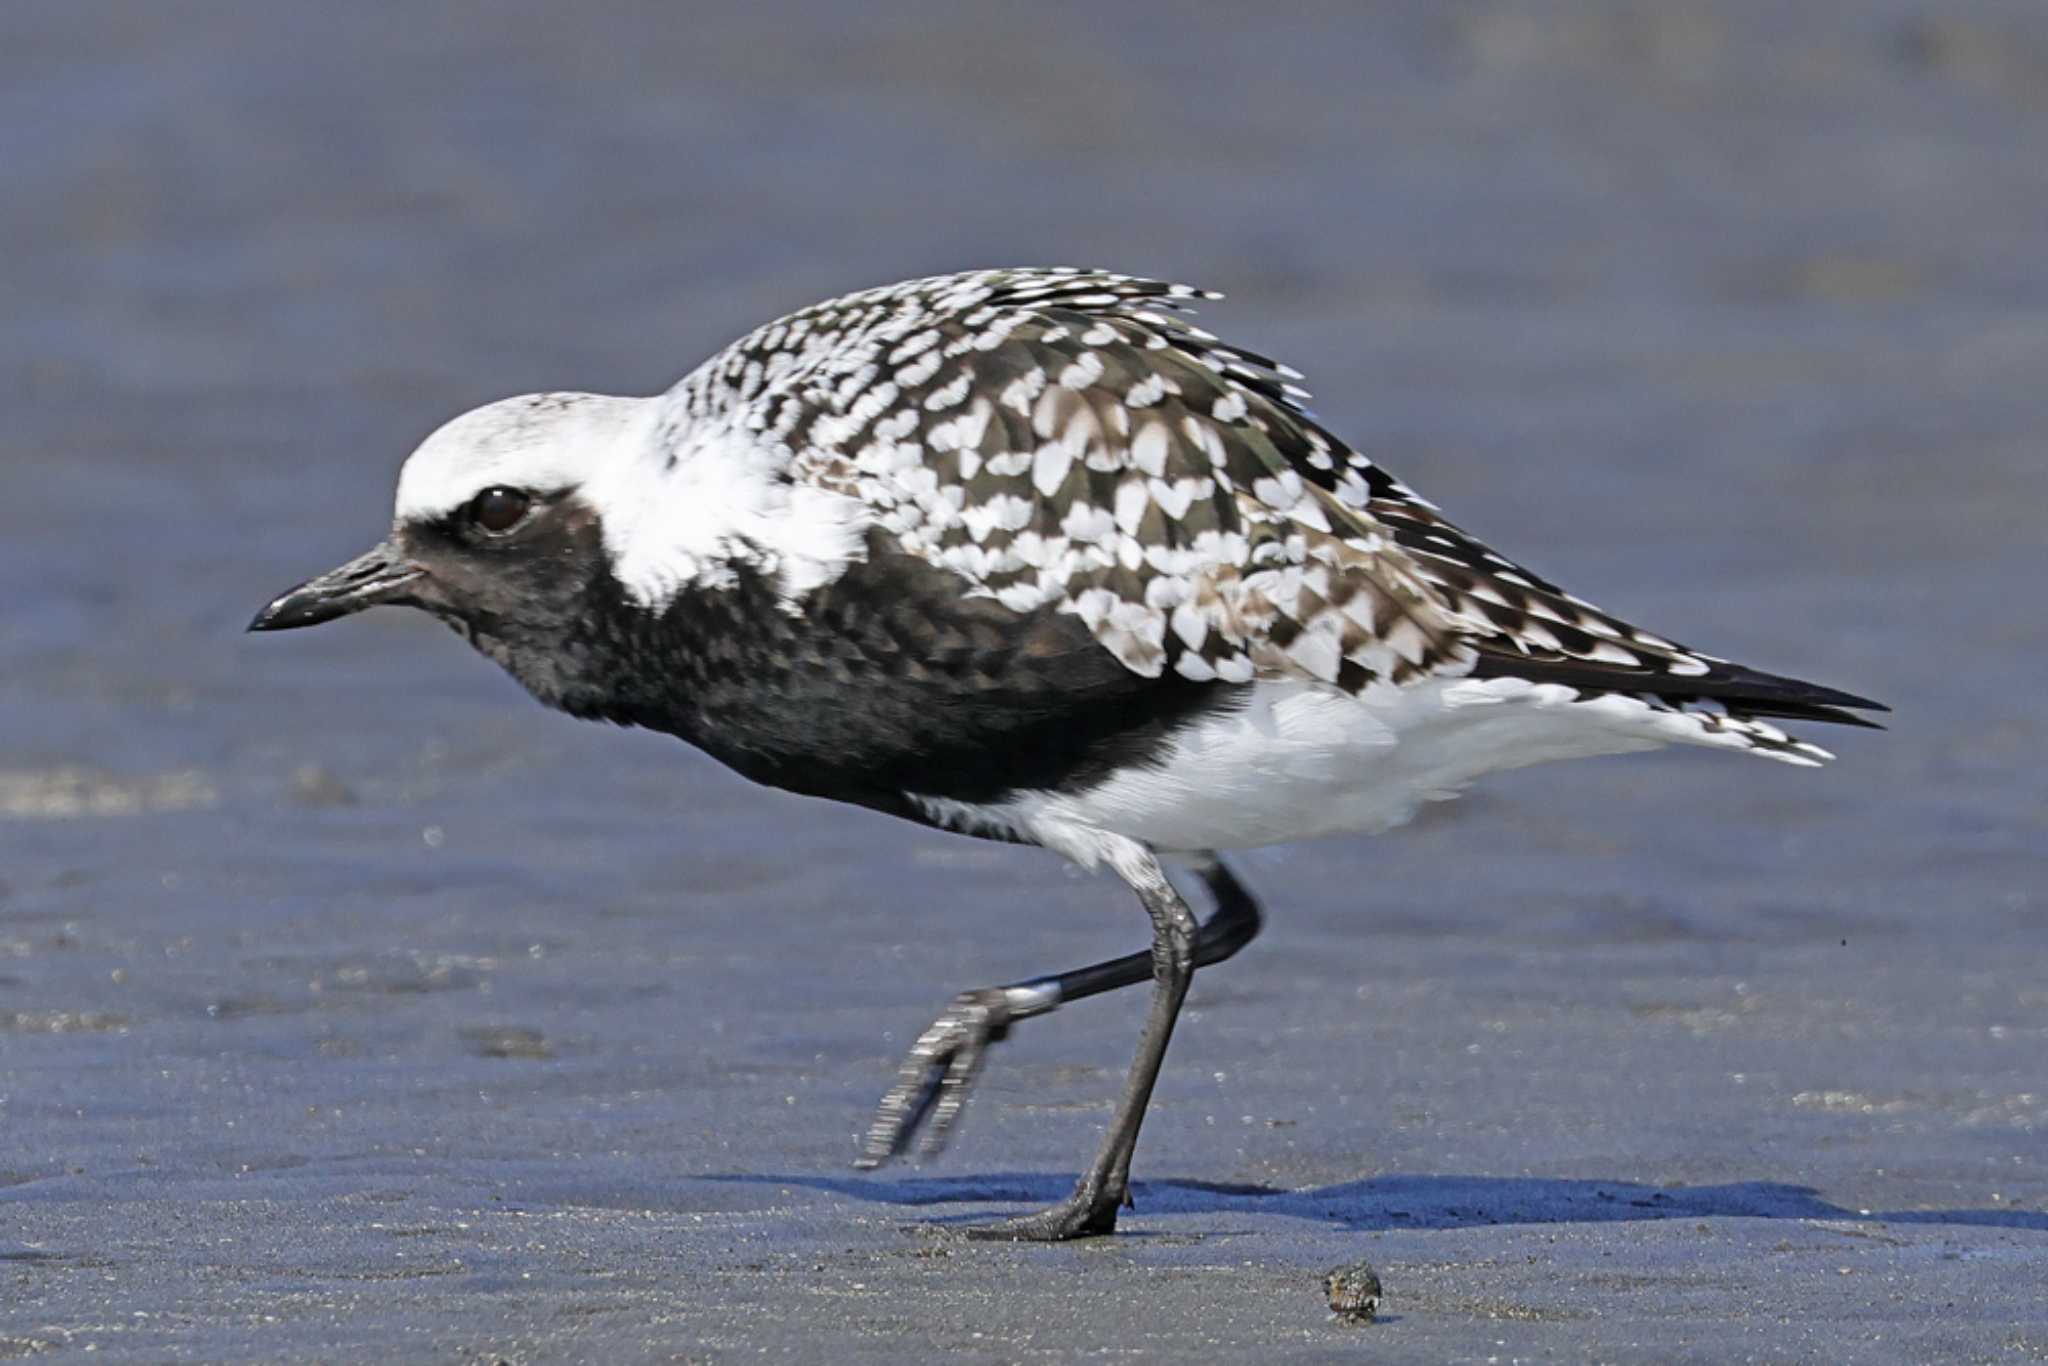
[654,268,1877,768]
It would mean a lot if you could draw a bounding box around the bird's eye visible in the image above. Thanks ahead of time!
[467,486,533,535]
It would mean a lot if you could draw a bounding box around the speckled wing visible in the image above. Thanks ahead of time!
[686,269,1879,727]
[683,268,1468,695]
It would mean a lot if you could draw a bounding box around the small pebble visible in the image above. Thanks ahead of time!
[1324,1259,1382,1322]
[288,764,356,807]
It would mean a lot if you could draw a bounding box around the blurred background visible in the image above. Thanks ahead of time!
[4,2,2045,1358]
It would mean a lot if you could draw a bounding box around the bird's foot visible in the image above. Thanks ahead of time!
[965,1184,1124,1241]
[856,987,1020,1168]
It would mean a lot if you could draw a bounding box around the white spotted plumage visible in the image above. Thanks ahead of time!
[387,267,1879,859]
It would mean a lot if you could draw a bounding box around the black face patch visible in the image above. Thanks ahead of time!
[397,493,610,706]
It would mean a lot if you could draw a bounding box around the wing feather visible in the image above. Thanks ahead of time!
[674,268,1882,730]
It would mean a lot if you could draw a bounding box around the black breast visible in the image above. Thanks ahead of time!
[557,541,1239,819]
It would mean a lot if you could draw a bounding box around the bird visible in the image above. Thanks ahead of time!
[250,267,1883,1241]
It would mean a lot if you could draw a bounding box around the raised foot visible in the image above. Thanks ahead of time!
[965,1189,1122,1242]
[857,987,1016,1169]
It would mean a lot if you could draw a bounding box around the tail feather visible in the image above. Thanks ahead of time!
[1469,652,1887,732]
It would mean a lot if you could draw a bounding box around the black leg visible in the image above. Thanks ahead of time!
[856,854,1262,1169]
[964,840,1197,1240]
[1048,855,1262,1005]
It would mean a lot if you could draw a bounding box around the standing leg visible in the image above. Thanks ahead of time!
[965,839,1197,1241]
[858,854,1261,1167]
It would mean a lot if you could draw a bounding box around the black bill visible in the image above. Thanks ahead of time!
[248,540,425,632]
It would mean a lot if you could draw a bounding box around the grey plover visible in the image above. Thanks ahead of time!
[251,268,1882,1240]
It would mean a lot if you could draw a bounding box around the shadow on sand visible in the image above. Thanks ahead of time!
[707,1171,2048,1234]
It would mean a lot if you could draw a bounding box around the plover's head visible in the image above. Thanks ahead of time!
[249,391,647,694]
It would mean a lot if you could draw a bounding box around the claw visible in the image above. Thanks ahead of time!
[857,984,1043,1168]
[966,1183,1122,1240]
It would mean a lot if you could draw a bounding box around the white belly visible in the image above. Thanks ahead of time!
[910,677,1767,866]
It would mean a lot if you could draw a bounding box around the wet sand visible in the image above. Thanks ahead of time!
[4,2,2046,1359]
